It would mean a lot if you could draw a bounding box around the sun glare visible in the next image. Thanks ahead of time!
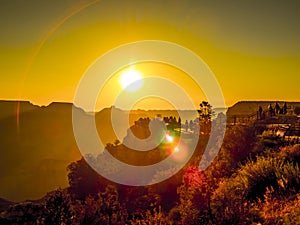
[119,69,143,92]
[165,133,174,143]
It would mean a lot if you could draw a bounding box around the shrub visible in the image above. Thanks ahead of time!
[252,189,300,225]
[211,153,300,224]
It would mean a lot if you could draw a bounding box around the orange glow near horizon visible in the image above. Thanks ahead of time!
[0,1,299,109]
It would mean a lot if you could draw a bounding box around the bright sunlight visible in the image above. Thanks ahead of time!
[119,69,143,92]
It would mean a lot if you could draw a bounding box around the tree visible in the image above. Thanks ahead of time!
[43,188,75,225]
[198,101,213,122]
[197,101,214,135]
[67,157,104,198]
[170,166,211,224]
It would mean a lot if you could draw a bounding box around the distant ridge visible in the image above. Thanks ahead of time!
[0,100,198,202]
[1,100,297,118]
[227,101,300,116]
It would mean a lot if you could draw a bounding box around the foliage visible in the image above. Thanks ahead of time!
[206,125,257,181]
[73,185,128,225]
[131,207,169,225]
[253,189,300,225]
[2,112,300,224]
[167,166,213,225]
[2,186,128,224]
[43,188,75,224]
[279,144,300,164]
[67,156,109,198]
[198,101,213,122]
[210,150,300,224]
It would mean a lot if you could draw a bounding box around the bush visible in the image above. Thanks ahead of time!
[211,152,300,224]
[252,189,300,225]
[211,176,255,225]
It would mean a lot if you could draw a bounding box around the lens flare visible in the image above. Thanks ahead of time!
[165,133,174,143]
[73,40,226,186]
[171,140,188,162]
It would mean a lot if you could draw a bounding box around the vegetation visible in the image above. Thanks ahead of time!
[1,104,300,224]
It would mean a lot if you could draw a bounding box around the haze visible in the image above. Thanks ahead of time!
[0,0,300,109]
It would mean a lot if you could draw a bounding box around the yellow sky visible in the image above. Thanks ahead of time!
[97,62,205,110]
[1,0,300,109]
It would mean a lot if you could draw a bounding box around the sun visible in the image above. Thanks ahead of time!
[119,69,143,92]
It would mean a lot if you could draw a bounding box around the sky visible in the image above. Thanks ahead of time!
[1,0,300,110]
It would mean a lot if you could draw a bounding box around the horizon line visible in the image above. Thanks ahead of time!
[1,99,299,112]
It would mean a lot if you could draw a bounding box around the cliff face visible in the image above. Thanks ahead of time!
[0,101,196,202]
[0,101,82,202]
[227,101,300,116]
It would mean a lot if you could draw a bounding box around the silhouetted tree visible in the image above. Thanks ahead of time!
[198,101,214,135]
[198,101,213,122]
[67,157,104,198]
